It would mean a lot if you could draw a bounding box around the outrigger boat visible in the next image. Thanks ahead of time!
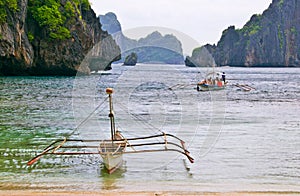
[197,71,227,91]
[27,88,194,174]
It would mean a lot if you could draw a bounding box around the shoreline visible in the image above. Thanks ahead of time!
[1,191,300,196]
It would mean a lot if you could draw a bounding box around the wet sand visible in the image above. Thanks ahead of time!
[1,191,299,196]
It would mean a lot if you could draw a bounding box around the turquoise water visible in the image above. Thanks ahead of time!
[0,65,299,192]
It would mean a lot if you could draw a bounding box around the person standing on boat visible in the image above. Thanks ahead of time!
[221,72,226,84]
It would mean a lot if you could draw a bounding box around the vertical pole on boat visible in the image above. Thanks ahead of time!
[106,88,116,141]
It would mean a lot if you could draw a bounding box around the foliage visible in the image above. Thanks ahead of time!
[278,25,283,49]
[279,0,284,7]
[238,14,262,36]
[64,1,76,18]
[0,7,6,23]
[33,5,63,30]
[7,0,18,11]
[248,25,261,36]
[290,26,297,35]
[27,32,34,42]
[28,0,90,40]
[49,26,71,40]
[0,0,18,23]
[73,0,90,11]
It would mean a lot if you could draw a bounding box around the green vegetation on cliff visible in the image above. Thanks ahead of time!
[202,0,300,67]
[278,24,283,49]
[0,0,18,23]
[28,0,90,40]
[238,14,262,36]
[0,0,121,75]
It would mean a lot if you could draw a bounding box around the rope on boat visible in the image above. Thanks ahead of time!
[27,92,197,166]
[125,138,136,152]
[112,143,122,155]
[115,100,164,135]
[69,97,109,136]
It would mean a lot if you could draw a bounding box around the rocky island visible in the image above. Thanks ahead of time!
[0,0,120,76]
[187,0,300,67]
[123,52,138,66]
[100,12,184,64]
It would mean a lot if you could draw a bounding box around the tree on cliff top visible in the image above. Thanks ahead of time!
[0,0,18,23]
[28,0,90,40]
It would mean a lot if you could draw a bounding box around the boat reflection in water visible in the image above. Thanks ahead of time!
[99,164,125,190]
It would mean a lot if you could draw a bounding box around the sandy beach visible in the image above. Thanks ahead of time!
[1,191,300,196]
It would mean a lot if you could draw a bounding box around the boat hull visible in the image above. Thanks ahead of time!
[99,140,126,174]
[198,84,226,91]
[100,153,123,174]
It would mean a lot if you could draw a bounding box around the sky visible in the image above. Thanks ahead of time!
[89,0,272,53]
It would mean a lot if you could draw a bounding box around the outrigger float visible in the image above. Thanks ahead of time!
[233,83,256,91]
[27,88,194,174]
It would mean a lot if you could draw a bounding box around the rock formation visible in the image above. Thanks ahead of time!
[100,12,121,35]
[189,0,300,67]
[0,0,120,76]
[123,52,137,66]
[185,46,215,67]
[99,12,184,64]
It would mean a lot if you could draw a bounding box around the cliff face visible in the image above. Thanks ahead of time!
[0,0,34,75]
[0,0,120,76]
[100,12,121,34]
[99,12,184,64]
[185,46,216,67]
[205,0,300,67]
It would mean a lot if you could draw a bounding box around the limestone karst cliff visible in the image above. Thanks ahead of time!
[100,12,184,64]
[0,0,120,76]
[188,0,300,67]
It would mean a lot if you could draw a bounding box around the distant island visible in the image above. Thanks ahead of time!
[187,0,300,67]
[100,12,184,64]
[0,0,120,76]
[123,52,138,66]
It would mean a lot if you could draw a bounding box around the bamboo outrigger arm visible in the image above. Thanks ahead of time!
[27,132,194,166]
[122,149,194,163]
[27,138,100,166]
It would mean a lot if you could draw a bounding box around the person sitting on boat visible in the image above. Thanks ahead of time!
[207,78,212,85]
[198,79,207,85]
[214,77,220,85]
[115,130,123,140]
[214,77,221,87]
[217,78,223,87]
[115,130,126,150]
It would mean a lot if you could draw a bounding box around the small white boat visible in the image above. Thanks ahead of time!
[197,72,227,91]
[27,88,194,174]
[99,140,125,173]
[98,88,126,173]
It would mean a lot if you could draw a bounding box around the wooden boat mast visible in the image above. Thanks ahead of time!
[27,88,195,166]
[106,88,116,141]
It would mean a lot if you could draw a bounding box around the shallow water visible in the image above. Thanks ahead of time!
[0,65,299,192]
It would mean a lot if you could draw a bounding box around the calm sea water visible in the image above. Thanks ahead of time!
[0,64,299,193]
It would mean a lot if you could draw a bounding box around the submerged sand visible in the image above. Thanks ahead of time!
[0,191,300,196]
